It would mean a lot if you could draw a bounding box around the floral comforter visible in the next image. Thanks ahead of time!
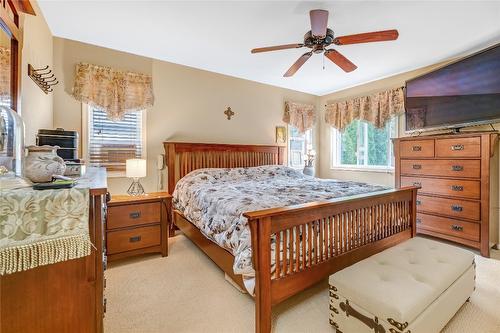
[173,165,388,290]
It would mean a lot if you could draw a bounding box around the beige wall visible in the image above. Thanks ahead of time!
[52,37,317,194]
[20,2,53,146]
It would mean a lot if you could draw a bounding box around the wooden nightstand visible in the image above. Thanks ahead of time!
[106,192,171,261]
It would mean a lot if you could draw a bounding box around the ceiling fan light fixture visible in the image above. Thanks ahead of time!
[251,10,399,76]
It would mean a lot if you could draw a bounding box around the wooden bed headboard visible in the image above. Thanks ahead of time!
[163,142,286,193]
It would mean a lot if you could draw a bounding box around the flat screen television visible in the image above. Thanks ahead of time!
[405,43,500,132]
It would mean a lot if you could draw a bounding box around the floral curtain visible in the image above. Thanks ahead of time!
[324,87,404,131]
[0,47,10,98]
[283,101,316,134]
[72,62,154,120]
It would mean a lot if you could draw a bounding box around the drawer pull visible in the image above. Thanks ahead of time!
[416,218,422,224]
[451,224,464,232]
[416,200,421,205]
[451,185,464,191]
[412,164,422,170]
[451,144,464,151]
[412,146,422,151]
[129,212,141,219]
[129,235,142,243]
[451,165,464,171]
[451,205,463,212]
[413,182,421,187]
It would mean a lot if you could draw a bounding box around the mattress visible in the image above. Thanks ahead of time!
[173,165,388,291]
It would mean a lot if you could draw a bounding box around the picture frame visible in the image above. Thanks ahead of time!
[275,126,286,144]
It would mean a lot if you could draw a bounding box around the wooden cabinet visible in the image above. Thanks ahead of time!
[394,132,498,257]
[0,168,107,333]
[106,192,171,261]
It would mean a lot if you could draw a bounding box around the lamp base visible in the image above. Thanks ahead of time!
[127,178,145,196]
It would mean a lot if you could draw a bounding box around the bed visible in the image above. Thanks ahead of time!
[164,142,418,333]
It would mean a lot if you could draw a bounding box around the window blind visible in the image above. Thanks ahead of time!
[88,107,143,172]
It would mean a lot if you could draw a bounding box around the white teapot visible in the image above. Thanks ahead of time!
[24,145,66,183]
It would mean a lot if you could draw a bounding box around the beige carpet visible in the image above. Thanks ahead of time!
[104,235,500,333]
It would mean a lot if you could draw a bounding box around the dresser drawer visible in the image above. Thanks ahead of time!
[400,159,481,178]
[107,202,161,229]
[417,213,480,242]
[399,140,434,158]
[401,176,480,199]
[435,137,481,158]
[416,195,480,221]
[107,225,161,254]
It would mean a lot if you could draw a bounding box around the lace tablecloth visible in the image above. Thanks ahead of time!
[0,178,90,275]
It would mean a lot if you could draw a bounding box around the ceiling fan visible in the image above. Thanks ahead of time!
[251,9,399,77]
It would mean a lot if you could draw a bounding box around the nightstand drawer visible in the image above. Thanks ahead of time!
[107,202,161,229]
[107,225,161,254]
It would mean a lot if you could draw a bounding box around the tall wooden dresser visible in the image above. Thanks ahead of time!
[394,132,498,257]
[0,168,107,333]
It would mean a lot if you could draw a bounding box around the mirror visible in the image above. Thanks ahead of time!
[0,27,10,107]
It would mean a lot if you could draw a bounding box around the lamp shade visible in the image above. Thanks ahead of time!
[126,159,147,178]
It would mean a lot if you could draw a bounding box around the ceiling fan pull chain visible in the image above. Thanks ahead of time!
[323,54,325,70]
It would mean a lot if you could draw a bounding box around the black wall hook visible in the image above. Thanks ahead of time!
[28,64,58,94]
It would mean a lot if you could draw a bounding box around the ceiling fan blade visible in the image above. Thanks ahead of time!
[325,50,357,72]
[251,43,304,53]
[284,52,313,77]
[333,29,399,45]
[310,9,329,37]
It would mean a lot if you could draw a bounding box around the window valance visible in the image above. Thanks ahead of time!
[0,47,10,98]
[283,101,316,134]
[324,87,404,131]
[72,62,154,121]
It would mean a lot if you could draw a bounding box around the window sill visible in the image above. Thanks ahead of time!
[330,166,394,174]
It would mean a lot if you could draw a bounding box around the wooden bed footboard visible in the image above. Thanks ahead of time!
[243,186,418,333]
[164,142,418,333]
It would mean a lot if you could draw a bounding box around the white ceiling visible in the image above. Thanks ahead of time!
[38,1,500,96]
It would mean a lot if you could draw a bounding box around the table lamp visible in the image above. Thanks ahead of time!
[126,159,146,196]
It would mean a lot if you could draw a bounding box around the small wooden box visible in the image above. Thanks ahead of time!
[106,192,171,261]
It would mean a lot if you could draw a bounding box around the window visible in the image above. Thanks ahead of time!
[288,127,313,169]
[83,106,145,176]
[331,118,397,170]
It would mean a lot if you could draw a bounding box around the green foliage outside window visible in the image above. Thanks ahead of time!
[340,120,358,165]
[338,119,395,167]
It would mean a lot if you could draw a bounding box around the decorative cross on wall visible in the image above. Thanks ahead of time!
[224,107,235,120]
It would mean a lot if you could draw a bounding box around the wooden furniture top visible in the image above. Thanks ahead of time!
[392,130,497,140]
[164,141,285,153]
[164,142,285,194]
[393,131,498,158]
[108,192,171,206]
[244,187,415,220]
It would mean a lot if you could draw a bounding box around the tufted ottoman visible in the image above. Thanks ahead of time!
[329,237,475,333]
